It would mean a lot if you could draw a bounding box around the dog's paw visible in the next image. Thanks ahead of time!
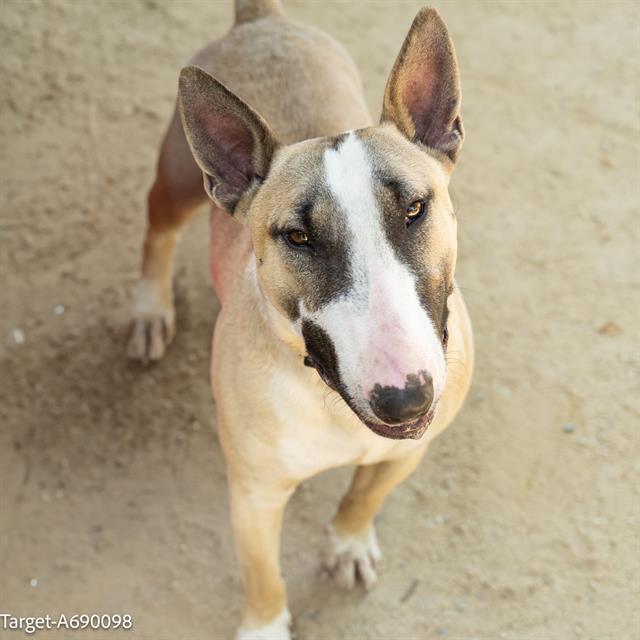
[127,279,175,364]
[235,608,292,640]
[322,523,382,590]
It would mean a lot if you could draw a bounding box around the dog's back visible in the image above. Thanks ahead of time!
[192,0,371,143]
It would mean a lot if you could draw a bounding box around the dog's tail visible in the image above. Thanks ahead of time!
[235,0,284,24]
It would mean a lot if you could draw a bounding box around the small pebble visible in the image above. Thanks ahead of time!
[30,578,38,587]
[597,321,621,336]
[563,423,576,434]
[12,328,25,344]
[54,305,65,315]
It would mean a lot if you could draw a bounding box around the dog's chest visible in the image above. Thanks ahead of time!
[267,367,426,478]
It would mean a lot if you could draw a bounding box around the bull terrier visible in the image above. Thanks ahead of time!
[128,1,473,637]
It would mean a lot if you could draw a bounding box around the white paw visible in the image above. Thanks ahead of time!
[235,608,291,640]
[322,523,382,590]
[127,279,175,364]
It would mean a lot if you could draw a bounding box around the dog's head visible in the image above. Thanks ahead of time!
[179,8,463,439]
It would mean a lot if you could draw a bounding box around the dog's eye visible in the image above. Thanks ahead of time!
[405,200,425,226]
[285,229,310,247]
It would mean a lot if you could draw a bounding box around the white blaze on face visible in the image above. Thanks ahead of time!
[303,132,446,418]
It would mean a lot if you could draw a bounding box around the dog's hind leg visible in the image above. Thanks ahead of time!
[229,477,294,640]
[323,445,429,590]
[128,107,206,363]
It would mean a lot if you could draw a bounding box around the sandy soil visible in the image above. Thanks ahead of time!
[1,1,639,639]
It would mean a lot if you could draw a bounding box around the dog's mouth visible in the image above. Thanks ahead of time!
[362,407,436,440]
[304,354,436,440]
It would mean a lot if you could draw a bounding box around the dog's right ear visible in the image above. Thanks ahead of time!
[178,65,278,216]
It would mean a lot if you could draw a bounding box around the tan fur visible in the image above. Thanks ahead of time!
[128,4,473,636]
[128,12,370,361]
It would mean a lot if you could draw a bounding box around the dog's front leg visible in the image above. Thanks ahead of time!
[323,445,429,590]
[230,478,294,640]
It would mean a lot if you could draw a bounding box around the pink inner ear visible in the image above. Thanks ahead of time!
[403,70,439,139]
[401,53,455,148]
[195,105,256,192]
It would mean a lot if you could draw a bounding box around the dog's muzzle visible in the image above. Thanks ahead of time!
[304,356,436,440]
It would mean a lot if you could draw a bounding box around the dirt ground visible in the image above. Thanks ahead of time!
[1,1,639,639]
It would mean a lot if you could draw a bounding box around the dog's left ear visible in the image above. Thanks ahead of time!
[381,7,464,164]
[178,65,278,217]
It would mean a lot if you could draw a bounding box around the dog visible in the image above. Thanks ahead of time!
[128,1,473,637]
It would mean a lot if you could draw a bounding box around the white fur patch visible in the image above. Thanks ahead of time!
[306,132,446,417]
[235,607,291,640]
[323,523,382,590]
[131,278,173,319]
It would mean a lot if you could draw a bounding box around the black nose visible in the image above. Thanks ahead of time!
[369,372,434,425]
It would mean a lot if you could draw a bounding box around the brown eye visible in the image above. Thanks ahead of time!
[405,200,425,226]
[286,229,310,247]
